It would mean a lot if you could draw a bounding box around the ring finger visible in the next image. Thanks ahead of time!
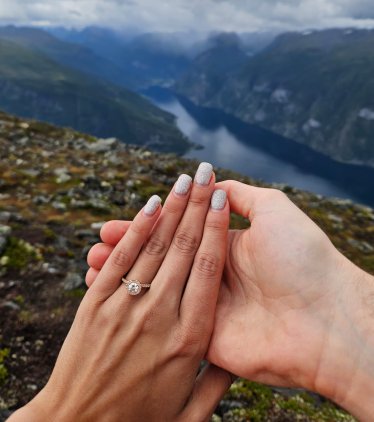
[120,173,194,295]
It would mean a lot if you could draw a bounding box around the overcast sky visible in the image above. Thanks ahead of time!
[0,0,374,33]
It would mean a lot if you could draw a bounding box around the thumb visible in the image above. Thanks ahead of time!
[182,364,235,421]
[216,180,263,221]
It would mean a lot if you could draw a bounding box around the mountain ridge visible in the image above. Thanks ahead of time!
[175,28,374,167]
[0,37,190,153]
[0,25,139,89]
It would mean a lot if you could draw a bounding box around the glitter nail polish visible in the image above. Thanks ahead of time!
[144,195,162,216]
[211,189,227,210]
[194,162,213,186]
[175,174,192,195]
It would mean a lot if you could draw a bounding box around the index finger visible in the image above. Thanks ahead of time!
[89,195,162,302]
[215,180,262,221]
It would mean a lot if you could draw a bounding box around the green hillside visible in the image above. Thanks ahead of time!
[176,29,374,166]
[0,38,189,153]
[0,26,139,88]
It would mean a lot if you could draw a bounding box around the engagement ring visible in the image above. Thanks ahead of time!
[122,278,151,296]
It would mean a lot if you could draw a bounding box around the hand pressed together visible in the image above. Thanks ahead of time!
[88,180,374,421]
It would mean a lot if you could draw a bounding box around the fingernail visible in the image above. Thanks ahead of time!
[144,195,162,216]
[211,189,227,211]
[175,174,192,195]
[195,162,213,186]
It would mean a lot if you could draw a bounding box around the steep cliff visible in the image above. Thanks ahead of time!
[176,29,374,167]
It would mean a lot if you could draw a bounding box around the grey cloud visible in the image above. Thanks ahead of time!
[340,0,374,19]
[0,0,373,31]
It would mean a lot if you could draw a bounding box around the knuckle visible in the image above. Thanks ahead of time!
[112,248,132,268]
[138,307,157,333]
[205,218,227,231]
[173,231,199,255]
[170,327,203,357]
[144,235,168,257]
[135,300,166,334]
[163,201,181,215]
[188,193,207,207]
[130,221,147,236]
[195,252,220,278]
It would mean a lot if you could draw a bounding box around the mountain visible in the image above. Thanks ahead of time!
[1,110,371,420]
[238,31,279,54]
[45,27,275,90]
[0,38,189,152]
[0,26,139,88]
[48,27,210,88]
[176,28,374,167]
[176,33,249,104]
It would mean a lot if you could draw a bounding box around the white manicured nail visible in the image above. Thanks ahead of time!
[175,174,192,195]
[195,162,213,186]
[144,195,162,216]
[211,190,227,210]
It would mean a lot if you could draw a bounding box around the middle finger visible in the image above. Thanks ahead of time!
[151,162,215,301]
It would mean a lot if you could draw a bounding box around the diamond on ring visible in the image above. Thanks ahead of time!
[122,278,151,296]
[127,281,141,295]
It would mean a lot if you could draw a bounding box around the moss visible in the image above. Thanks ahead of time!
[43,227,56,240]
[229,213,249,230]
[224,380,273,421]
[64,288,86,299]
[276,393,355,420]
[162,163,179,177]
[134,178,170,200]
[222,380,355,421]
[79,133,97,144]
[360,255,374,274]
[14,295,25,306]
[1,237,42,269]
[54,178,81,189]
[18,310,33,323]
[0,348,10,386]
[138,184,168,198]
[27,121,55,135]
[65,250,75,259]
[58,195,72,205]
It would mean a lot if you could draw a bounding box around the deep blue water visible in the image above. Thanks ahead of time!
[145,87,374,207]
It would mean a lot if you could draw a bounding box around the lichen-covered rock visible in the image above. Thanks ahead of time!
[63,272,84,291]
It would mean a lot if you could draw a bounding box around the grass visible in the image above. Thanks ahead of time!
[0,348,10,386]
[222,380,355,421]
[1,237,42,270]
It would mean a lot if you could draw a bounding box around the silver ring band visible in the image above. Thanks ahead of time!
[122,278,151,296]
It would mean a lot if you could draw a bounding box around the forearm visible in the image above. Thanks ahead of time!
[317,255,374,421]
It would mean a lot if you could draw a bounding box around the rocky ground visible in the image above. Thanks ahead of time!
[0,110,373,421]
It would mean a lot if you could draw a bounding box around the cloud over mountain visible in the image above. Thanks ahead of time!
[0,0,374,32]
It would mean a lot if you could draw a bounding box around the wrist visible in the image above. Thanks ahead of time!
[7,386,74,422]
[314,254,374,420]
[7,395,49,422]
